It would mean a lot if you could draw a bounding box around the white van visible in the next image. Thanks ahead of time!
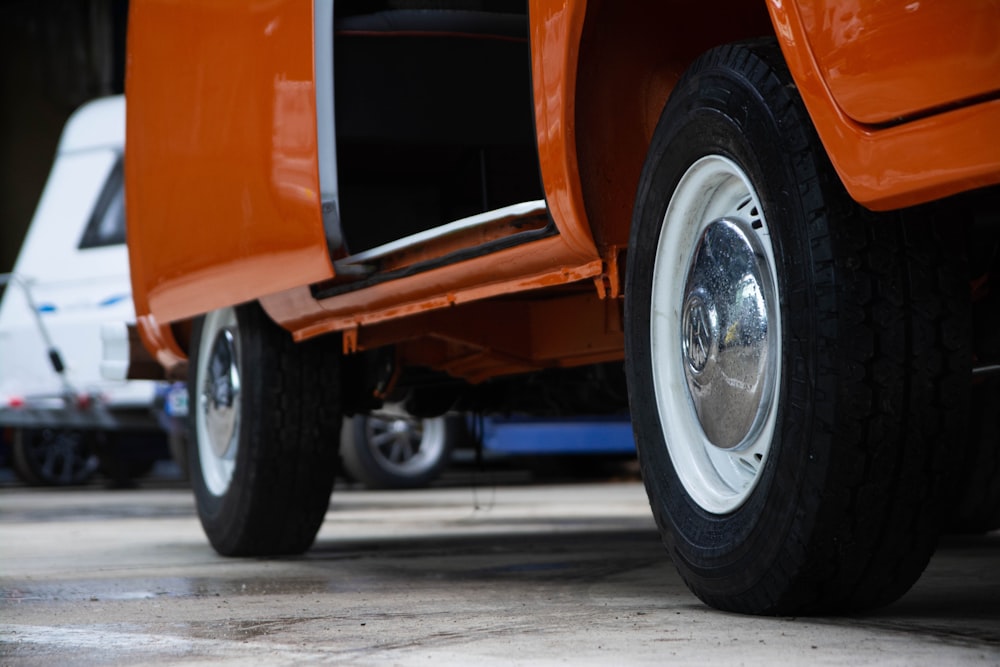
[0,96,168,485]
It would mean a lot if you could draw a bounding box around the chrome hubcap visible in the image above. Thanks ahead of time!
[202,329,240,458]
[195,307,241,496]
[681,219,775,450]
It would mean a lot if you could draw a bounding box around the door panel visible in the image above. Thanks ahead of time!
[126,0,334,325]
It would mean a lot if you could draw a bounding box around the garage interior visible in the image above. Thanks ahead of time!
[0,0,127,295]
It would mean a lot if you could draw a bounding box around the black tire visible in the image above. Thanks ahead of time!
[188,302,342,556]
[624,39,970,615]
[10,428,99,486]
[341,407,460,489]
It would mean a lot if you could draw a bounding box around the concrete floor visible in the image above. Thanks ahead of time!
[1,473,999,666]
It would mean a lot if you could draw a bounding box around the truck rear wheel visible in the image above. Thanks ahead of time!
[624,39,969,615]
[189,302,341,556]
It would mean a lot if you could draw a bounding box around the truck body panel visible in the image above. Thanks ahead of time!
[125,0,1000,380]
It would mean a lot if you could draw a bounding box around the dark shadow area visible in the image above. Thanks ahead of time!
[804,533,1000,649]
[0,0,127,284]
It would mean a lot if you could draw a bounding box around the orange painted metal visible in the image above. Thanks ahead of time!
[125,0,335,329]
[259,239,604,341]
[126,0,604,378]
[126,0,1000,379]
[528,0,598,259]
[254,0,605,346]
[337,288,624,384]
[769,0,1000,210]
[135,316,187,375]
[793,0,1000,126]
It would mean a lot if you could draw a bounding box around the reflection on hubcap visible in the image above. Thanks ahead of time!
[681,218,775,450]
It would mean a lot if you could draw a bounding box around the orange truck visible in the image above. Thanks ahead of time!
[121,0,1000,615]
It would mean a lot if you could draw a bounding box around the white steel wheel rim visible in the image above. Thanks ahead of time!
[366,405,447,476]
[195,307,241,497]
[649,155,781,514]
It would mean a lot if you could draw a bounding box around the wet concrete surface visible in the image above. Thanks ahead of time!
[1,468,999,666]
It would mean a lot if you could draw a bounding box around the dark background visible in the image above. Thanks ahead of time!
[0,0,128,285]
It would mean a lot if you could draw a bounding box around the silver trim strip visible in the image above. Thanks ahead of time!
[336,199,548,266]
[973,363,1000,377]
[314,0,342,249]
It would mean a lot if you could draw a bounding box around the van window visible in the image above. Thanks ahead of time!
[79,157,126,248]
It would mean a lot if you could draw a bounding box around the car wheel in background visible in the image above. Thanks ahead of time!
[10,427,99,486]
[341,405,460,489]
[188,302,342,556]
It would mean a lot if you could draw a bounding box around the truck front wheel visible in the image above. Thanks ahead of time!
[189,302,341,556]
[624,39,969,615]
